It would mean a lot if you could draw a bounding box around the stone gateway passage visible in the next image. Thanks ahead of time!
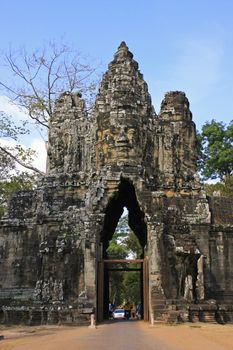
[0,42,233,325]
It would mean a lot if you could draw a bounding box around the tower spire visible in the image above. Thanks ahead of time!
[113,41,133,62]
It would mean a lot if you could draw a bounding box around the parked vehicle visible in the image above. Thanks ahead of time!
[112,308,125,319]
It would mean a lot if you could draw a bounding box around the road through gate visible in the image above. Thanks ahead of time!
[97,258,149,322]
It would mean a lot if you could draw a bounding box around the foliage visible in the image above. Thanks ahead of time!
[106,239,128,260]
[0,111,38,216]
[125,230,143,259]
[0,111,29,139]
[204,175,233,197]
[107,215,142,259]
[0,111,42,175]
[198,119,233,180]
[107,214,143,306]
[0,171,35,217]
[122,270,141,305]
[108,270,126,307]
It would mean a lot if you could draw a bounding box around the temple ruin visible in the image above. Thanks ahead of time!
[0,42,233,325]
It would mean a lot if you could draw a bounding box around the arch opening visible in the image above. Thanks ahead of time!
[106,211,143,315]
[97,179,148,321]
[100,179,147,257]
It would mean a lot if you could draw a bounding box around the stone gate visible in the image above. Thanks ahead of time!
[0,42,233,325]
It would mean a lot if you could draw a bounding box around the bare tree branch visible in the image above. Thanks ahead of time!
[0,42,99,129]
[0,146,44,175]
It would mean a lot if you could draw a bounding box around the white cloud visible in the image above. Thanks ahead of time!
[1,136,47,174]
[0,138,25,174]
[0,95,28,121]
[0,137,18,150]
[0,94,47,173]
[30,138,47,172]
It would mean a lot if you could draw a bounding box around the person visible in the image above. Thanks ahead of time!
[131,303,136,319]
[136,303,142,320]
[124,301,132,319]
[109,302,114,319]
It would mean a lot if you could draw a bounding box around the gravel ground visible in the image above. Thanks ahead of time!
[0,321,233,350]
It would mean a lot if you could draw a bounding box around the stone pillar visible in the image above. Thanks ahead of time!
[196,255,205,301]
[147,220,165,321]
[83,241,96,307]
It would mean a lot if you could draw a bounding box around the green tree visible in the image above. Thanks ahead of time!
[0,111,42,174]
[204,175,233,197]
[198,119,233,181]
[107,214,143,306]
[0,172,35,217]
[107,215,129,306]
[125,230,142,259]
[106,215,142,259]
[0,112,37,217]
[123,270,141,305]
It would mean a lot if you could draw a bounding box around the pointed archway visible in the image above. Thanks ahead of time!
[97,179,148,322]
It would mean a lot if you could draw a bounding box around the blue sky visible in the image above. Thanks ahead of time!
[0,0,233,170]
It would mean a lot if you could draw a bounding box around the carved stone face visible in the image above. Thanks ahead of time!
[96,123,141,167]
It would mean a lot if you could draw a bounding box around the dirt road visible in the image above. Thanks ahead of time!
[0,321,233,350]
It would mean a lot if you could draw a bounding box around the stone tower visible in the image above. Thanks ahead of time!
[0,42,233,325]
